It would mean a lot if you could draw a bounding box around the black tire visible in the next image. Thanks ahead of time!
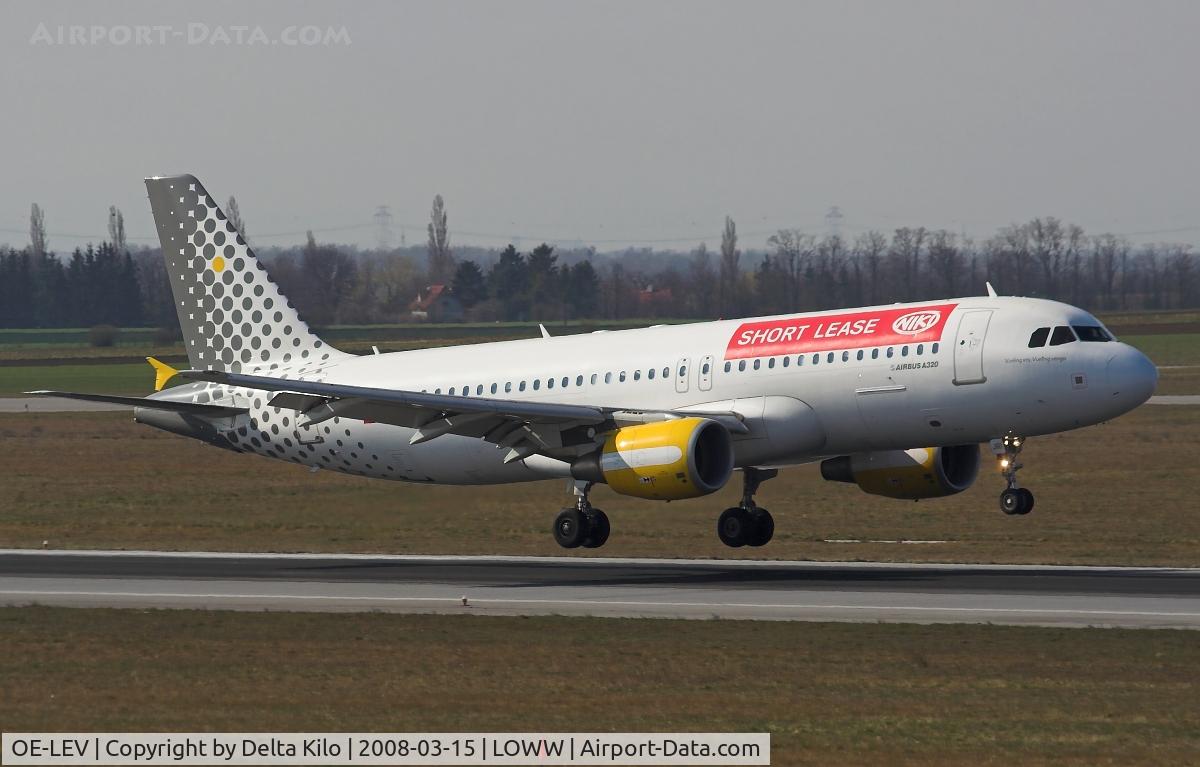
[747,508,774,547]
[1000,489,1023,515]
[717,507,751,548]
[582,509,610,548]
[553,507,588,548]
[1017,488,1035,515]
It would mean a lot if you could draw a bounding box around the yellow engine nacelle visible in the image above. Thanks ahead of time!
[820,444,980,500]
[572,417,734,501]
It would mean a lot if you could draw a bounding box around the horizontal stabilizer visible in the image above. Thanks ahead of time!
[25,390,247,417]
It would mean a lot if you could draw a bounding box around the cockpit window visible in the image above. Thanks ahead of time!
[1072,325,1112,342]
[1028,327,1050,347]
[1049,326,1077,346]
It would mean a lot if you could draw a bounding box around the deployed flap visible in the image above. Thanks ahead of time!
[25,390,247,417]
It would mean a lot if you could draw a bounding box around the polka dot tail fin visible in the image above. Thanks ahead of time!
[145,174,347,374]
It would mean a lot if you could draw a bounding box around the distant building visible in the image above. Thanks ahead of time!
[409,284,464,323]
[638,285,673,316]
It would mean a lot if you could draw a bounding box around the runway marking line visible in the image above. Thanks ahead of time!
[2,589,1199,619]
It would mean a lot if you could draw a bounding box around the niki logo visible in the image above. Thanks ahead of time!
[891,310,942,336]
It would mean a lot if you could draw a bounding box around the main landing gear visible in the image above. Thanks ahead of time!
[717,467,777,548]
[992,434,1035,516]
[553,481,610,549]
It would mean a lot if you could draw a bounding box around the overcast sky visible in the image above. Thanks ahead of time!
[2,0,1198,252]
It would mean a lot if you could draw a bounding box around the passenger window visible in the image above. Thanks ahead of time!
[841,351,849,362]
[533,380,540,391]
[901,346,909,357]
[738,360,746,371]
[1028,327,1051,347]
[490,383,498,394]
[1073,325,1112,342]
[702,362,710,374]
[546,378,553,389]
[797,355,805,366]
[477,385,484,395]
[678,365,686,377]
[519,381,526,392]
[633,370,641,381]
[576,375,583,386]
[604,372,612,384]
[722,362,730,373]
[753,359,761,370]
[871,348,879,359]
[768,358,775,369]
[886,347,894,358]
[826,352,834,363]
[561,376,568,387]
[590,374,598,385]
[932,342,939,354]
[435,387,442,394]
[448,387,455,395]
[812,354,819,365]
[663,367,669,378]
[782,356,789,368]
[916,344,923,355]
[650,368,657,379]
[1049,326,1077,346]
[504,382,512,393]
[619,371,627,382]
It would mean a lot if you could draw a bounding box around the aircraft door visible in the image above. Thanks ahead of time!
[675,356,691,394]
[953,310,992,385]
[698,355,714,391]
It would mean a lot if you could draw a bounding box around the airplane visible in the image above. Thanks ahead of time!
[32,174,1159,550]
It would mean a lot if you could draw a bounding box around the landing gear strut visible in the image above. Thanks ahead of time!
[717,468,776,548]
[991,435,1034,516]
[553,481,610,549]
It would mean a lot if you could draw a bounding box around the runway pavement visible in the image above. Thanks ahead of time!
[1,550,1198,629]
[3,394,1199,413]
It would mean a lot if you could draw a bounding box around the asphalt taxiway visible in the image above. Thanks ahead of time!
[1,550,1197,629]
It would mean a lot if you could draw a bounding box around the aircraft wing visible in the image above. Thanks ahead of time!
[181,369,747,462]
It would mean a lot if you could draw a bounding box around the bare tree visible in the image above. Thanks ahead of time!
[107,206,126,253]
[888,227,926,301]
[226,195,246,241]
[767,229,815,310]
[926,230,963,298]
[719,216,739,316]
[687,242,716,318]
[853,230,887,305]
[29,203,46,258]
[427,194,454,283]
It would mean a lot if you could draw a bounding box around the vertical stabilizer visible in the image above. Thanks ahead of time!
[145,174,344,373]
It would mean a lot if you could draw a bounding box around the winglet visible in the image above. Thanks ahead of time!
[539,324,552,339]
[985,281,998,298]
[146,357,179,392]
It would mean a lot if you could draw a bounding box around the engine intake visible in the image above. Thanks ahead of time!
[820,444,980,500]
[572,417,734,500]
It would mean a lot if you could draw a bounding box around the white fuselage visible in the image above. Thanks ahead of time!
[143,295,1156,485]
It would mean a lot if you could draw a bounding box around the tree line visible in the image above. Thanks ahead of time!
[0,198,1196,330]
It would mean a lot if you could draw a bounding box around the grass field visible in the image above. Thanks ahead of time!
[1,404,1196,565]
[1,608,1197,766]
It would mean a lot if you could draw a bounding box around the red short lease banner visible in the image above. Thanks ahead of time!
[725,303,959,359]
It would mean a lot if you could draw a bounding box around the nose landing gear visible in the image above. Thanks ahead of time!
[553,481,610,549]
[992,435,1034,516]
[717,467,777,548]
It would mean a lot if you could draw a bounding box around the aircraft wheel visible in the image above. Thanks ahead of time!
[1000,488,1030,516]
[554,507,588,548]
[1017,488,1035,515]
[747,508,774,547]
[582,509,610,548]
[718,507,751,548]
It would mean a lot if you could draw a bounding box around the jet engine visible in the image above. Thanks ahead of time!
[572,417,734,500]
[820,444,980,500]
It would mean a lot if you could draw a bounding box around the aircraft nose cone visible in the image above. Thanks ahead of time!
[1106,347,1158,410]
